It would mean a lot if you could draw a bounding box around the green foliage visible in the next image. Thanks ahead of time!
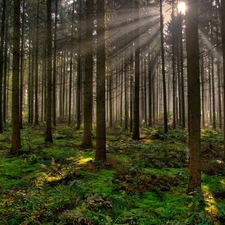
[0,125,224,224]
[201,129,223,144]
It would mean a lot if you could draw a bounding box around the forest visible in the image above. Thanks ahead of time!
[0,0,225,224]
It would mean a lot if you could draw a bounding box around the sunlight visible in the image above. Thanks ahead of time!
[202,185,219,217]
[178,2,186,15]
[77,157,93,165]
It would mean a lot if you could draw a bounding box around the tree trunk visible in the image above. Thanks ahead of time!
[160,0,168,133]
[95,0,106,161]
[35,0,40,125]
[53,0,58,126]
[186,0,201,193]
[3,15,8,124]
[132,0,140,140]
[200,57,205,128]
[0,0,6,132]
[172,0,176,129]
[221,0,225,160]
[11,0,21,154]
[76,0,82,129]
[45,0,53,143]
[148,48,152,127]
[82,0,93,148]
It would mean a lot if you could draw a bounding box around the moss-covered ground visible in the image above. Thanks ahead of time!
[0,125,225,224]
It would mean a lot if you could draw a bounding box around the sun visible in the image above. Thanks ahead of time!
[178,2,186,15]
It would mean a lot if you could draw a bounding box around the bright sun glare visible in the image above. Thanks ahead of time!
[178,2,186,15]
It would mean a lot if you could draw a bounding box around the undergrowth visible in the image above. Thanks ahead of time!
[0,125,224,224]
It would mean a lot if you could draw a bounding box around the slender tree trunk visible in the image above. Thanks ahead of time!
[3,17,8,124]
[11,0,21,154]
[221,0,225,160]
[109,73,113,127]
[208,61,212,125]
[20,0,25,129]
[148,49,152,127]
[216,7,222,129]
[172,0,176,129]
[132,0,140,140]
[95,0,106,161]
[186,0,201,193]
[201,57,205,128]
[130,54,133,132]
[160,0,168,133]
[68,1,75,125]
[82,0,93,148]
[179,14,185,129]
[124,52,128,130]
[0,0,6,132]
[211,56,216,129]
[45,0,53,143]
[76,0,82,129]
[35,1,40,125]
[52,0,58,126]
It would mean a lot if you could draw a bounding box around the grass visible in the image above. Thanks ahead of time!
[0,125,224,224]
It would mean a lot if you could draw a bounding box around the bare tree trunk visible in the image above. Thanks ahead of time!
[76,0,82,129]
[200,57,205,128]
[0,0,6,132]
[53,0,58,126]
[95,0,106,161]
[35,0,40,125]
[20,0,25,129]
[11,0,21,154]
[45,0,53,143]
[130,53,133,132]
[82,0,93,148]
[221,0,225,160]
[3,14,9,124]
[160,0,168,133]
[132,0,140,140]
[172,0,176,129]
[148,48,152,127]
[186,0,201,193]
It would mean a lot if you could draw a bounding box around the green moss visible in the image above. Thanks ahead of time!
[0,125,224,224]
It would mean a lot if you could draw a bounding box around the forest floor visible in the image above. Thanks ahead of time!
[0,124,225,225]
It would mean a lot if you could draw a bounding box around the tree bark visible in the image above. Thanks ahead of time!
[45,0,53,143]
[11,0,21,154]
[53,0,58,126]
[132,0,140,140]
[221,0,225,160]
[95,0,106,161]
[160,0,168,133]
[82,0,93,148]
[186,0,201,193]
[0,0,6,132]
[35,0,40,125]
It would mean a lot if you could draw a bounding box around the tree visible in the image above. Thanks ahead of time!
[160,0,168,133]
[45,0,53,143]
[186,0,201,193]
[11,0,21,154]
[0,0,6,133]
[95,0,106,161]
[82,0,93,148]
[35,0,40,125]
[221,0,225,160]
[132,0,140,140]
[52,0,58,126]
[76,0,82,129]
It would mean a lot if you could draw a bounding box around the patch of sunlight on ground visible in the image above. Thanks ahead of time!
[77,157,93,165]
[143,139,153,144]
[46,176,59,183]
[202,185,218,216]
